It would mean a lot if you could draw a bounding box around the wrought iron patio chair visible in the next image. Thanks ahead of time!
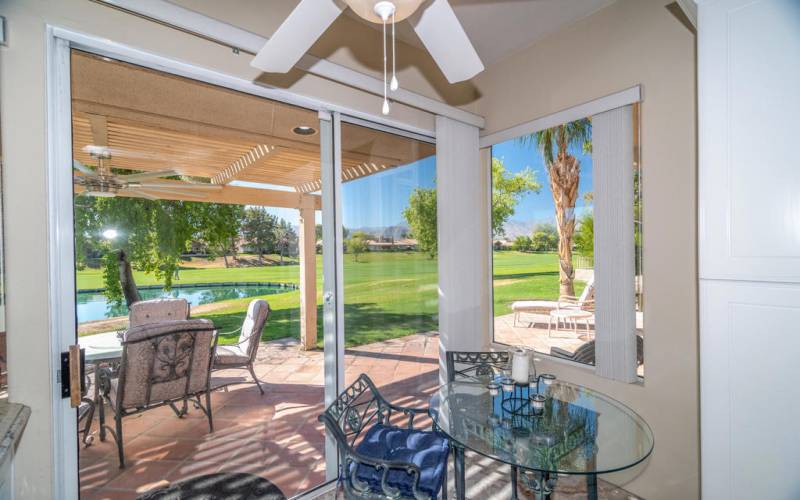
[319,374,450,500]
[98,319,217,468]
[212,299,270,394]
[445,350,510,384]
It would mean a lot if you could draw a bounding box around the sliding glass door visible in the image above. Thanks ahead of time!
[54,39,438,500]
[69,50,335,498]
[338,119,440,407]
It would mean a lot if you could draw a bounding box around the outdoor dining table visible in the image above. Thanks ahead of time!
[428,380,653,500]
[78,331,124,441]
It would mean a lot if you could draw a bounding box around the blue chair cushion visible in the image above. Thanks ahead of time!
[351,423,450,498]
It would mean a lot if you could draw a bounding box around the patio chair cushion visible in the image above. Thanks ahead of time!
[352,423,449,498]
[512,300,558,313]
[214,345,251,365]
[129,298,189,327]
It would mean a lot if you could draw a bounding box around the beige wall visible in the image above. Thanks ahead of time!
[0,1,435,497]
[472,0,698,498]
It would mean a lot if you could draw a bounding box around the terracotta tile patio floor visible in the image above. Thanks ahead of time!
[79,331,638,499]
[79,333,440,499]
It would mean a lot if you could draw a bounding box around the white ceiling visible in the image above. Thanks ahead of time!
[355,0,618,68]
[173,0,617,75]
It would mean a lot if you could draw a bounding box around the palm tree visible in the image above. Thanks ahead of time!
[522,118,591,297]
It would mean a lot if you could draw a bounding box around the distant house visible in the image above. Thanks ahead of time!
[493,239,513,251]
[366,238,418,252]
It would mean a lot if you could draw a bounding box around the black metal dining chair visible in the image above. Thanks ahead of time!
[445,350,511,383]
[319,374,450,499]
[445,350,525,499]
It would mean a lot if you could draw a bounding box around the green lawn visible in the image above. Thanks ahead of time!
[492,251,585,315]
[77,251,576,347]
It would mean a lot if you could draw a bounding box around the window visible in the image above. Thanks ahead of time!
[490,104,643,379]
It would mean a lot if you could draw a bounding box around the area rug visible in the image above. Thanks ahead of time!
[137,472,286,500]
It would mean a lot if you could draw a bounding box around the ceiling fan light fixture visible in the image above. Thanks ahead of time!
[344,0,424,24]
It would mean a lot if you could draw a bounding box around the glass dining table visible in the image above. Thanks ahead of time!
[428,380,653,500]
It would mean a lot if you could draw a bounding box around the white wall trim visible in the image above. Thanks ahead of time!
[93,0,485,129]
[479,85,641,148]
[44,27,78,500]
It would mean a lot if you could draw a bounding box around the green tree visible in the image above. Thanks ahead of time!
[273,218,298,264]
[241,207,277,262]
[402,158,540,258]
[196,203,244,267]
[512,235,533,252]
[531,223,558,252]
[345,231,369,262]
[74,196,225,306]
[492,158,541,237]
[574,212,594,259]
[403,188,438,258]
[521,118,591,297]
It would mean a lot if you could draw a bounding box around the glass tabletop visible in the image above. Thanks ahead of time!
[428,380,653,475]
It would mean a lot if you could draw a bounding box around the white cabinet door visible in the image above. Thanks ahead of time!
[698,0,800,283]
[700,280,800,499]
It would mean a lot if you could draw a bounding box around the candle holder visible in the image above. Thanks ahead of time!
[499,380,540,417]
[530,394,546,415]
[530,373,557,394]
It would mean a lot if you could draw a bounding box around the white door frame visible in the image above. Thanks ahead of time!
[45,26,437,499]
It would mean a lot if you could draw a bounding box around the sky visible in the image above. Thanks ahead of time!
[492,136,594,227]
[341,156,436,230]
[235,133,592,231]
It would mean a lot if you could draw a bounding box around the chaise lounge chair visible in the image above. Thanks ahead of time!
[550,334,645,366]
[511,277,595,327]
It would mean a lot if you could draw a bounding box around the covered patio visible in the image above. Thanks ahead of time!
[71,50,434,349]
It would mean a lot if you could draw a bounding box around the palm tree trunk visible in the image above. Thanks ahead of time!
[117,250,141,306]
[548,155,580,298]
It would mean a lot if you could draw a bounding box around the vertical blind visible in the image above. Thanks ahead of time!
[592,105,638,382]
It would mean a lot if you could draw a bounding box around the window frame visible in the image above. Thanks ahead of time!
[481,86,643,380]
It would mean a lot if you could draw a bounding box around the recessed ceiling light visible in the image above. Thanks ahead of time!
[292,126,316,136]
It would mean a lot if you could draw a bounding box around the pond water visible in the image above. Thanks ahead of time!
[77,283,292,323]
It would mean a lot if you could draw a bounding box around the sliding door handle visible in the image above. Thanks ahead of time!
[60,345,85,408]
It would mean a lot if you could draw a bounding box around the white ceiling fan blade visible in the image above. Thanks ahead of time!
[73,159,95,175]
[411,0,484,83]
[119,169,178,182]
[136,182,222,190]
[250,0,344,73]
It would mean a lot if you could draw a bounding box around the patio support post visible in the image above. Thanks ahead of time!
[299,198,318,350]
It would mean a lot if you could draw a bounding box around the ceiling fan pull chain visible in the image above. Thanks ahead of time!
[390,9,399,92]
[381,14,390,115]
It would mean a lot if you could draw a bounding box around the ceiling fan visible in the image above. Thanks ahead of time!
[251,0,483,114]
[72,154,222,201]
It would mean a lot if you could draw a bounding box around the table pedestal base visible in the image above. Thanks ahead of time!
[520,470,557,500]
